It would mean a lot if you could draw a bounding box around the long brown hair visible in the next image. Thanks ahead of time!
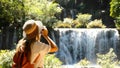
[24,38,35,61]
[16,26,39,62]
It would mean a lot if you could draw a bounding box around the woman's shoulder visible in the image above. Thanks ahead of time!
[32,41,49,49]
[31,41,50,53]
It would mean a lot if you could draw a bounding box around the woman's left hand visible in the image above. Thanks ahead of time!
[41,26,48,37]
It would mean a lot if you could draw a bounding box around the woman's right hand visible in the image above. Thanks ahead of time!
[17,38,26,52]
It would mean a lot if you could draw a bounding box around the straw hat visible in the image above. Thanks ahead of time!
[35,21,44,33]
[22,20,43,40]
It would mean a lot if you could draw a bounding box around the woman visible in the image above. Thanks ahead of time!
[12,20,58,68]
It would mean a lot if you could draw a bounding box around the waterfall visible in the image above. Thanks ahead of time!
[53,28,120,64]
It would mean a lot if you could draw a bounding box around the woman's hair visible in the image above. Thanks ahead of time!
[24,38,35,61]
[25,28,39,61]
[16,30,39,61]
[16,20,42,61]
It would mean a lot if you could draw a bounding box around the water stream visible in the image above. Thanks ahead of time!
[53,28,120,65]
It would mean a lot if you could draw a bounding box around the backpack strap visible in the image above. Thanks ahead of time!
[33,54,40,63]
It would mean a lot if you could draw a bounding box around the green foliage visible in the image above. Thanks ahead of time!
[76,58,91,66]
[114,17,120,29]
[97,48,120,68]
[76,48,120,68]
[0,0,24,27]
[44,54,62,68]
[72,20,84,28]
[53,18,73,28]
[53,13,92,28]
[0,50,15,68]
[110,0,120,18]
[53,21,71,28]
[110,0,120,28]
[87,19,106,28]
[63,18,73,24]
[0,0,62,28]
[76,13,92,28]
[24,0,62,27]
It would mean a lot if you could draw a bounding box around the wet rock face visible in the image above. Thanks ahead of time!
[53,28,120,64]
[115,29,120,60]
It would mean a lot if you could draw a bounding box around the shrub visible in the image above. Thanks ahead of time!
[63,18,73,24]
[44,54,62,68]
[76,48,120,68]
[76,13,92,28]
[76,58,91,66]
[53,19,72,28]
[54,23,71,28]
[87,19,106,28]
[53,14,93,28]
[0,50,15,68]
[97,48,120,68]
[72,20,84,28]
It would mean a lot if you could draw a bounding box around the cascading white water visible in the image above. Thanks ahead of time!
[54,28,120,65]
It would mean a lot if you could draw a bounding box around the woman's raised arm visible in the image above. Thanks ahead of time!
[41,27,58,52]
